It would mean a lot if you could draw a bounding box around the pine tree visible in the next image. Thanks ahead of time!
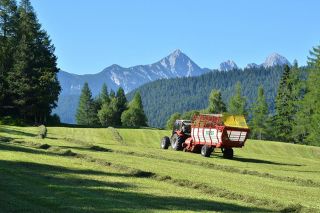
[121,92,147,127]
[4,0,60,123]
[114,87,127,125]
[95,83,110,112]
[0,0,17,115]
[250,86,268,140]
[294,45,320,146]
[286,61,306,143]
[228,82,247,116]
[99,83,110,105]
[109,89,115,99]
[207,89,226,113]
[273,64,301,142]
[76,82,98,125]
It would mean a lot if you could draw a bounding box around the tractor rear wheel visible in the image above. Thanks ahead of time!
[223,148,234,159]
[201,145,213,157]
[171,134,183,151]
[160,136,170,149]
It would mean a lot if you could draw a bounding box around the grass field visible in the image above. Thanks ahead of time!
[0,125,320,212]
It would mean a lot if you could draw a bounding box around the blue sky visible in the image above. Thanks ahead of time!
[30,0,320,74]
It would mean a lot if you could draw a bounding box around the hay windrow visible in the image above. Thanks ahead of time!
[89,145,112,152]
[38,144,51,150]
[61,149,78,157]
[112,149,320,187]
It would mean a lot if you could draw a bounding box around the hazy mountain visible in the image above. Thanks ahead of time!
[219,60,238,71]
[58,49,205,96]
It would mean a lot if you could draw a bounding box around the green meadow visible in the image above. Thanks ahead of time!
[0,125,319,212]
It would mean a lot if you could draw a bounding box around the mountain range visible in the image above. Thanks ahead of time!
[55,50,291,124]
[58,49,207,95]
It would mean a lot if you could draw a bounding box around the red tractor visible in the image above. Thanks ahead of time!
[161,114,250,159]
[161,120,191,151]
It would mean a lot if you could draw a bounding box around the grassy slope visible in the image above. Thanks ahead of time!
[0,125,320,212]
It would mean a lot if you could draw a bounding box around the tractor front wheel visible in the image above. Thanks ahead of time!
[201,145,213,157]
[171,134,183,151]
[160,136,170,149]
[223,148,234,159]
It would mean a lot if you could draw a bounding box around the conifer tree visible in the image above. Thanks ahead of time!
[95,83,109,112]
[109,89,115,99]
[228,82,247,116]
[114,87,127,125]
[207,89,226,114]
[4,0,60,122]
[250,86,268,140]
[273,64,301,142]
[294,45,320,146]
[121,92,147,127]
[99,83,110,105]
[0,0,17,115]
[76,82,98,125]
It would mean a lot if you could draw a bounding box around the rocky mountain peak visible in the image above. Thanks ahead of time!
[263,53,290,68]
[219,60,238,71]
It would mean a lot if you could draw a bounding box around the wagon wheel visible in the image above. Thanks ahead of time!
[201,145,213,157]
[223,148,234,159]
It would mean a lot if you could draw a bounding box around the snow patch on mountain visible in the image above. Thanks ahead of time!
[245,63,261,69]
[219,60,238,71]
[262,53,290,68]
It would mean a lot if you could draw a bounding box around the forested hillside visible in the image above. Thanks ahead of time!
[128,66,285,127]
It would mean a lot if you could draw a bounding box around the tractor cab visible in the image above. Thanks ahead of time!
[172,120,191,136]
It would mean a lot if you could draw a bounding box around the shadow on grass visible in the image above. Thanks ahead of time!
[231,156,303,166]
[0,126,37,137]
[0,159,273,212]
[0,143,59,157]
[58,145,112,152]
[0,136,14,142]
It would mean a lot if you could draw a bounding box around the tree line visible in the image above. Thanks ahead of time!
[76,82,147,128]
[0,0,60,124]
[165,46,320,146]
[128,65,284,128]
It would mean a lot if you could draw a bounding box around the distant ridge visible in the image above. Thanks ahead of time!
[245,53,290,69]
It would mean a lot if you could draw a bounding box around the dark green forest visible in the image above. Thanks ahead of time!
[127,66,285,128]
